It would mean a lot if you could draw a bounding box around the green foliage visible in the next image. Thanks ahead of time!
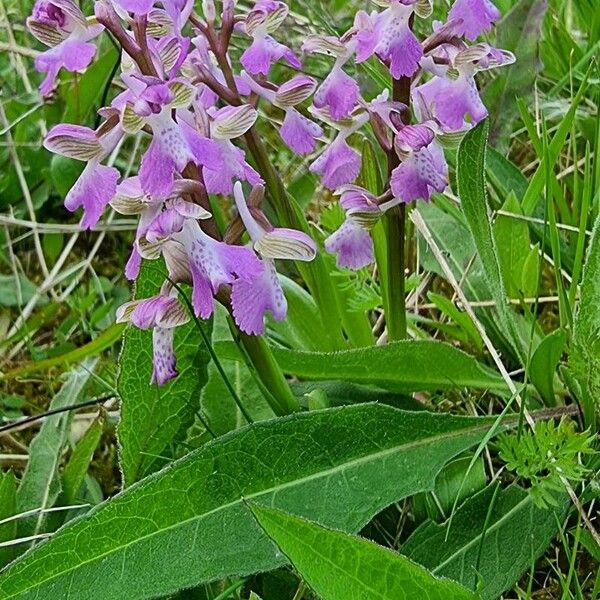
[569,212,600,428]
[0,405,505,599]
[0,471,18,568]
[404,484,568,600]
[16,359,96,537]
[62,415,104,504]
[264,340,508,393]
[498,420,594,509]
[251,504,480,600]
[117,261,212,486]
[458,120,525,364]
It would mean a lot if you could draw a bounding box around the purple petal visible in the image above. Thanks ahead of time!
[240,36,275,76]
[324,219,374,270]
[34,38,96,95]
[231,259,287,335]
[152,327,178,385]
[125,246,142,281]
[313,66,359,121]
[385,26,423,79]
[113,0,154,15]
[279,109,323,155]
[449,0,501,41]
[390,144,448,203]
[139,136,177,198]
[310,137,361,190]
[414,74,487,132]
[64,162,119,229]
[183,221,264,318]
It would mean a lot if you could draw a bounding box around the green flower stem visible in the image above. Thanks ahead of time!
[234,327,301,416]
[381,76,411,341]
[382,205,407,341]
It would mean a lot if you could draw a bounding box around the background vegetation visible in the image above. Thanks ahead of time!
[0,0,599,598]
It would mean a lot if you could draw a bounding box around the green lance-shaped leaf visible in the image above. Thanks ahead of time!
[0,472,18,568]
[16,359,97,538]
[403,484,567,600]
[62,415,104,504]
[250,504,480,600]
[569,212,600,428]
[0,405,507,600]
[530,329,566,405]
[117,261,212,486]
[457,120,526,364]
[268,340,507,393]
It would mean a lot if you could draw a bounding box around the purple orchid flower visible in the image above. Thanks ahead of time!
[202,105,263,195]
[241,72,323,155]
[27,0,103,95]
[350,0,428,79]
[303,35,360,121]
[448,0,501,41]
[324,186,382,270]
[390,123,448,203]
[309,110,369,190]
[414,44,515,133]
[110,176,210,280]
[43,119,122,229]
[240,0,301,75]
[230,182,316,335]
[116,290,189,384]
[115,73,222,198]
[178,218,264,320]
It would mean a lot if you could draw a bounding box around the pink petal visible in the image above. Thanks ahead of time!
[64,162,119,229]
[325,219,374,270]
[279,109,323,155]
[310,137,361,190]
[390,144,448,203]
[449,0,501,41]
[313,66,359,121]
[231,259,287,335]
[152,327,178,384]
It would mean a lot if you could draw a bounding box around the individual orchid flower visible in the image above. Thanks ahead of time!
[309,109,369,190]
[390,122,448,203]
[413,43,515,133]
[116,289,189,384]
[230,182,317,335]
[43,117,122,229]
[348,0,431,79]
[240,72,323,154]
[27,0,103,95]
[115,73,222,198]
[302,36,360,121]
[202,105,263,195]
[239,0,301,75]
[324,186,382,270]
[448,0,501,41]
[110,176,210,280]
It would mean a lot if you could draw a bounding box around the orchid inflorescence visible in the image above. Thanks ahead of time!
[28,0,514,384]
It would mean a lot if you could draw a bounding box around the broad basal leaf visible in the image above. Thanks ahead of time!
[251,505,479,600]
[403,484,567,600]
[117,261,211,486]
[0,405,507,599]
